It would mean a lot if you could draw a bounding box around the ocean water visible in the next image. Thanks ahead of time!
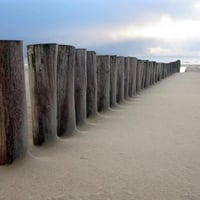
[137,56,200,65]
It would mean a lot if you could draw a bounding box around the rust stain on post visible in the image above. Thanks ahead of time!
[0,40,27,165]
[27,44,57,145]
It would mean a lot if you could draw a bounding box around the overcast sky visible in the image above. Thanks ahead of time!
[1,0,200,57]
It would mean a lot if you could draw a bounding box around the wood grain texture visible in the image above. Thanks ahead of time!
[157,63,162,82]
[87,51,97,117]
[145,61,151,88]
[75,49,87,125]
[57,45,76,137]
[110,56,117,107]
[128,57,137,97]
[124,57,130,99]
[136,60,144,92]
[141,60,146,89]
[0,40,27,165]
[27,44,57,145]
[116,56,125,103]
[97,56,110,112]
[150,62,154,85]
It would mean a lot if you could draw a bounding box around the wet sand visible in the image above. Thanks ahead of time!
[1,72,200,200]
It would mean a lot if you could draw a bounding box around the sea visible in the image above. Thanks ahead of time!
[137,56,200,65]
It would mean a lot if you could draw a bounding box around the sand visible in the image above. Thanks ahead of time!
[1,72,200,200]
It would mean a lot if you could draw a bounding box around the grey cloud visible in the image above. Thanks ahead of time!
[89,38,163,56]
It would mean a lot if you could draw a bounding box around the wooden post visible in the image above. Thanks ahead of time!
[130,58,138,96]
[136,60,143,92]
[155,62,158,83]
[57,45,76,137]
[141,60,146,89]
[0,40,27,165]
[128,57,134,97]
[117,56,125,102]
[97,55,110,111]
[144,60,149,88]
[75,49,87,125]
[149,61,152,85]
[157,63,162,81]
[124,57,130,99]
[177,60,181,72]
[28,44,57,145]
[153,62,157,84]
[162,63,165,79]
[87,51,97,117]
[110,56,118,107]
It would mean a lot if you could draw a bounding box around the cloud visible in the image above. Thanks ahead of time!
[1,0,200,56]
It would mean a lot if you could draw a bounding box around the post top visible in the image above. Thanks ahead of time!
[0,40,23,43]
[27,43,58,47]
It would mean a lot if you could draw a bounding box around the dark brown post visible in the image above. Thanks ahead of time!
[97,55,110,111]
[124,57,130,99]
[57,45,76,137]
[153,62,156,84]
[28,44,57,145]
[155,62,159,82]
[157,63,162,81]
[153,62,157,84]
[128,57,137,96]
[75,49,87,125]
[177,60,181,72]
[117,56,125,102]
[144,60,149,88]
[136,60,143,92]
[87,51,97,117]
[0,40,27,165]
[141,60,146,89]
[110,56,118,107]
[148,61,152,85]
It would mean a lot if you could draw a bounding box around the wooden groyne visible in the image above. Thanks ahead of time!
[0,40,180,165]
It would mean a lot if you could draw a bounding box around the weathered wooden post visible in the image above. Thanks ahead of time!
[57,45,76,137]
[28,44,57,145]
[117,56,125,102]
[136,60,143,92]
[152,62,156,84]
[177,60,181,72]
[87,51,97,117]
[162,63,165,79]
[97,55,110,111]
[148,61,152,87]
[141,60,146,89]
[144,60,149,88]
[128,57,137,96]
[157,63,162,81]
[75,49,87,125]
[110,56,118,107]
[0,40,27,165]
[149,61,153,85]
[128,57,134,97]
[124,57,130,99]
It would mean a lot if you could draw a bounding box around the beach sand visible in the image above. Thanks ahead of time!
[1,72,200,200]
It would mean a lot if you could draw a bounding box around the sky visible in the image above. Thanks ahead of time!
[1,0,200,58]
